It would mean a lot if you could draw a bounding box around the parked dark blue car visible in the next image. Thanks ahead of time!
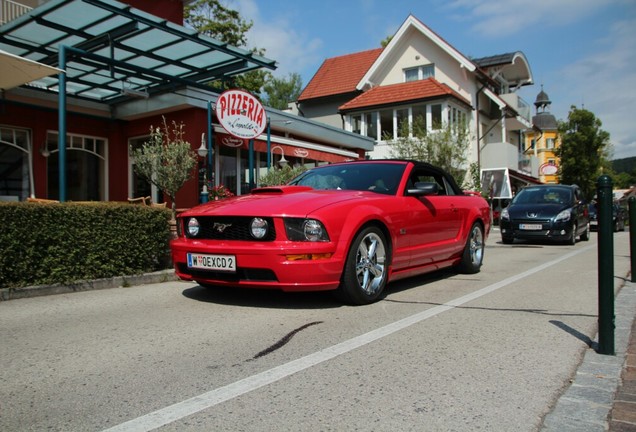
[500,184,590,245]
[589,202,626,232]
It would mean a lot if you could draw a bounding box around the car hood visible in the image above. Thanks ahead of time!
[180,186,370,218]
[507,203,570,219]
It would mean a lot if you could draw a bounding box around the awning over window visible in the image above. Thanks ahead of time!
[0,49,63,91]
[481,167,542,199]
[216,129,360,164]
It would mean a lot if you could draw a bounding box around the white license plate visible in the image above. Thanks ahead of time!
[519,223,543,230]
[590,220,598,226]
[187,253,236,272]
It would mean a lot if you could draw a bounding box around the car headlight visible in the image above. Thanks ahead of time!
[187,217,200,237]
[284,218,330,242]
[500,208,509,221]
[250,217,269,239]
[555,210,571,222]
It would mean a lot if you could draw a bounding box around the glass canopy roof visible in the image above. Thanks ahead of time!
[0,0,277,103]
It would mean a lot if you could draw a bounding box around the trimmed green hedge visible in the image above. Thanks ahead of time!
[0,202,172,288]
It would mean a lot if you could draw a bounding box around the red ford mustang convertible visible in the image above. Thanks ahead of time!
[171,160,491,305]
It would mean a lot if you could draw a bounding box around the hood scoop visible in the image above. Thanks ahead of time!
[250,186,313,195]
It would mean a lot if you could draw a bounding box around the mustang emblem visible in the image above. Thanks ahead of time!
[213,222,232,232]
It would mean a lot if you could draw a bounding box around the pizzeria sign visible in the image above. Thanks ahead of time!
[215,89,267,140]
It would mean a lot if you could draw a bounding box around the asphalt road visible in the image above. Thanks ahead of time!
[0,229,631,432]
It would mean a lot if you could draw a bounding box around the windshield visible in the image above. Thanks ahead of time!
[289,163,407,195]
[512,187,573,205]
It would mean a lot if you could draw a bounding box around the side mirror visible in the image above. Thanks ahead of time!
[407,182,439,196]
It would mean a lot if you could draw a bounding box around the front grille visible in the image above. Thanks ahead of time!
[186,216,276,241]
[515,218,551,225]
[177,263,277,282]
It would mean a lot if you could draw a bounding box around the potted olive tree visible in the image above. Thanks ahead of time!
[131,117,197,221]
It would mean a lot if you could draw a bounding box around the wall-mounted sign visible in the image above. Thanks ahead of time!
[540,163,558,176]
[221,136,243,147]
[215,89,266,140]
[293,148,309,158]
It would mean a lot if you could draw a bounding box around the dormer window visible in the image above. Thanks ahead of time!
[404,64,435,82]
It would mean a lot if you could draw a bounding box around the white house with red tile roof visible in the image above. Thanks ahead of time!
[294,14,539,188]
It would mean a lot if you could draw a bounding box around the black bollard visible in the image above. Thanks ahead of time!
[597,175,615,355]
[630,197,636,282]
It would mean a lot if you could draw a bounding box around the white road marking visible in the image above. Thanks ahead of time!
[103,244,595,432]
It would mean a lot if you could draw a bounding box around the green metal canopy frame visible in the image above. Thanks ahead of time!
[0,0,277,201]
[0,0,276,102]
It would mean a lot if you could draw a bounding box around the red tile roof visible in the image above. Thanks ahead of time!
[339,78,471,111]
[298,48,383,101]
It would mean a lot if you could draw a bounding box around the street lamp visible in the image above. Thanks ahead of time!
[266,118,293,171]
[197,133,209,203]
[271,145,288,168]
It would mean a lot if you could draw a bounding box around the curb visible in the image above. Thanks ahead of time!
[0,269,178,301]
[541,280,636,431]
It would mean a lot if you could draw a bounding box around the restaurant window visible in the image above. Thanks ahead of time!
[218,144,239,195]
[431,104,442,129]
[45,132,107,201]
[351,115,362,135]
[379,109,394,141]
[448,106,468,130]
[403,64,435,82]
[0,126,31,201]
[546,138,555,149]
[412,105,427,133]
[404,67,419,82]
[396,108,409,137]
[365,112,377,140]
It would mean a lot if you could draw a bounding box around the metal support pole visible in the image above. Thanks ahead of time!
[597,175,615,355]
[630,196,636,282]
[266,117,271,171]
[58,46,67,202]
[248,139,254,190]
[207,101,213,185]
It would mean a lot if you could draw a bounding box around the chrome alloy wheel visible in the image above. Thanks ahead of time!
[468,224,484,267]
[355,232,387,295]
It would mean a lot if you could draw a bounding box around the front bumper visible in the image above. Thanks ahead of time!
[500,220,574,242]
[170,238,344,292]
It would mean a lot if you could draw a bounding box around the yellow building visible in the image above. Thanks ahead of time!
[524,87,560,184]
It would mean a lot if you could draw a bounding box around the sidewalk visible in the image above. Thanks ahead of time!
[608,310,636,431]
[542,278,636,431]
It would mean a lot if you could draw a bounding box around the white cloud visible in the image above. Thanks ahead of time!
[445,0,613,37]
[555,17,636,159]
[232,0,323,80]
[447,0,636,159]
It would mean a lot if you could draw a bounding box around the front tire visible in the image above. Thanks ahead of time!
[567,223,577,245]
[336,226,389,305]
[580,223,590,241]
[458,223,485,274]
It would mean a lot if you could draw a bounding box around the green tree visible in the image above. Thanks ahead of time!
[262,72,303,110]
[184,0,269,94]
[613,172,632,189]
[132,118,197,219]
[557,106,611,200]
[259,165,307,186]
[389,117,471,187]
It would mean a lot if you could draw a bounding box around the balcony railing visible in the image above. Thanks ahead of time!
[481,140,539,177]
[499,93,531,123]
[0,0,32,25]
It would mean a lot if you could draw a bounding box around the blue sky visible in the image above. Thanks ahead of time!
[231,0,636,160]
